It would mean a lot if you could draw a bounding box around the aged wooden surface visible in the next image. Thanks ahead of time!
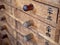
[0,0,60,45]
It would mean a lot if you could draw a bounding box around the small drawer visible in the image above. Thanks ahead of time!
[16,20,45,45]
[5,15,15,27]
[6,31,17,45]
[14,10,58,41]
[6,20,17,39]
[17,25,45,45]
[15,0,59,25]
[16,23,55,45]
[6,24,14,37]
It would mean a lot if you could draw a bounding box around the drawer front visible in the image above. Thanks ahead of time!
[6,18,17,39]
[6,24,14,37]
[14,10,57,41]
[6,31,17,45]
[5,9,15,28]
[5,14,15,27]
[16,22,45,45]
[15,21,55,45]
[6,19,56,45]
[17,33,46,45]
[17,33,55,45]
[15,0,59,25]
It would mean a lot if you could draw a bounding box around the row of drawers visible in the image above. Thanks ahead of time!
[5,8,57,41]
[14,9,57,41]
[15,0,59,24]
[1,0,59,27]
[0,11,56,45]
[6,19,55,45]
[0,0,60,45]
[0,9,59,45]
[0,10,58,45]
[4,10,59,45]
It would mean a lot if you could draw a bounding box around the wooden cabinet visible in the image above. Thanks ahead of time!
[0,0,60,45]
[15,0,59,26]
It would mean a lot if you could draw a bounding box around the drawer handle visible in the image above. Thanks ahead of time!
[24,33,34,41]
[0,5,5,10]
[46,33,51,37]
[0,25,7,31]
[23,4,34,11]
[23,20,34,28]
[2,34,8,39]
[0,16,6,21]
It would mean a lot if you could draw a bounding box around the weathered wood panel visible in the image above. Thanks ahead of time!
[0,0,60,45]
